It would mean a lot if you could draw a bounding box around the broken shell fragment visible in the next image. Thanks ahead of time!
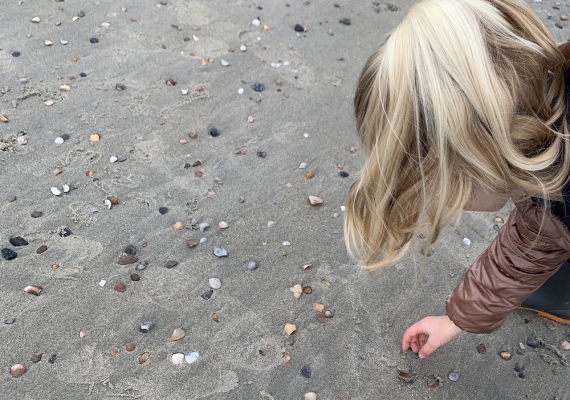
[186,239,198,248]
[170,328,186,341]
[283,353,291,363]
[109,349,118,357]
[173,221,185,231]
[209,278,222,289]
[59,84,71,91]
[218,221,229,229]
[24,285,42,296]
[185,351,199,364]
[30,353,43,363]
[312,302,325,312]
[316,312,326,323]
[308,196,323,206]
[125,343,136,352]
[79,330,86,338]
[284,323,297,335]
[171,353,185,365]
[211,312,220,322]
[398,371,414,383]
[301,263,312,271]
[290,284,303,298]
[561,340,570,351]
[139,352,150,364]
[51,187,62,196]
[108,196,119,205]
[139,320,155,333]
[32,17,40,23]
[499,351,511,361]
[304,393,317,400]
[10,364,27,378]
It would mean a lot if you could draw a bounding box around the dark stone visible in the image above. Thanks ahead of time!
[251,82,264,92]
[10,237,28,246]
[48,354,57,364]
[516,348,525,356]
[6,195,16,202]
[36,245,48,254]
[294,24,305,32]
[130,273,140,281]
[117,155,127,162]
[158,207,168,215]
[257,151,267,158]
[59,227,73,237]
[339,171,349,178]
[92,178,99,182]
[339,18,351,25]
[80,72,87,78]
[300,365,312,378]
[518,372,525,379]
[165,260,178,268]
[118,253,139,265]
[89,37,99,44]
[476,343,486,354]
[209,127,219,137]
[2,248,17,260]
[11,51,21,57]
[184,163,191,169]
[514,364,521,373]
[60,134,70,141]
[201,289,213,300]
[493,225,500,232]
[124,244,137,255]
[526,337,539,348]
[3,317,15,324]
[78,10,85,17]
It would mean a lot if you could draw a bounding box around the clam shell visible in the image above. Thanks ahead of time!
[211,312,220,322]
[199,222,210,231]
[170,328,186,341]
[284,323,297,335]
[308,196,323,206]
[324,310,333,318]
[10,364,27,378]
[398,371,414,383]
[493,217,504,225]
[302,286,312,294]
[139,352,150,364]
[218,221,229,229]
[283,353,291,363]
[125,343,136,352]
[170,353,185,365]
[24,285,42,296]
[30,353,43,363]
[173,221,185,231]
[51,187,61,196]
[209,278,222,290]
[184,351,199,364]
[304,170,315,179]
[304,393,317,400]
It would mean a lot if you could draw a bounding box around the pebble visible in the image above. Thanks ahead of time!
[493,225,500,232]
[294,24,306,32]
[560,340,570,350]
[90,37,99,44]
[114,283,127,292]
[60,39,68,45]
[252,82,264,92]
[476,343,486,354]
[109,156,118,163]
[171,353,185,365]
[165,260,178,269]
[213,247,228,257]
[158,207,168,215]
[252,18,261,26]
[201,289,213,300]
[139,353,150,364]
[339,18,351,25]
[36,245,48,254]
[448,372,459,382]
[299,162,307,169]
[135,135,144,141]
[2,248,17,260]
[526,337,539,348]
[102,22,111,28]
[240,45,247,52]
[267,221,276,228]
[9,237,28,246]
[7,195,17,202]
[186,238,198,248]
[209,278,222,289]
[210,127,219,137]
[89,134,100,142]
[308,196,323,206]
[48,354,57,364]
[247,260,258,271]
[200,237,208,244]
[185,352,199,364]
[11,51,21,57]
[130,274,140,281]
[4,317,15,324]
[51,187,62,196]
[238,88,244,94]
[426,378,440,389]
[117,155,127,162]
[139,320,155,333]
[19,78,27,84]
[300,365,312,378]
[135,263,146,271]
[58,227,73,237]
[124,244,137,255]
[118,253,139,265]
[80,72,87,78]
[339,171,349,178]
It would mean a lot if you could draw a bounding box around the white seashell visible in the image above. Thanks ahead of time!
[283,241,291,246]
[192,35,198,41]
[340,206,346,212]
[462,238,471,246]
[220,59,229,66]
[218,221,229,229]
[299,162,307,169]
[209,278,222,289]
[101,22,110,28]
[240,45,247,52]
[98,280,106,287]
[283,61,290,66]
[271,62,281,68]
[54,137,64,144]
[181,89,188,95]
[170,353,185,365]
[200,237,208,244]
[252,18,261,26]
[185,351,199,364]
[62,184,70,193]
[304,393,318,400]
[303,133,309,138]
[290,284,302,298]
[561,340,570,350]
[238,88,244,95]
[110,156,118,163]
[267,221,276,228]
[104,199,112,209]
[308,196,323,206]
[60,39,68,45]
[199,222,210,231]
[51,187,61,196]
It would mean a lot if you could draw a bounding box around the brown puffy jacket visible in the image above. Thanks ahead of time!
[445,42,570,334]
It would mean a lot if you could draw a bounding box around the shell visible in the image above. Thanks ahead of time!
[312,302,325,312]
[209,278,222,290]
[125,343,136,352]
[284,323,297,335]
[199,222,210,231]
[290,284,303,298]
[304,393,317,400]
[184,351,199,364]
[398,371,414,383]
[493,216,504,225]
[79,330,86,338]
[24,285,42,296]
[51,187,62,196]
[30,353,43,363]
[499,351,511,361]
[308,196,323,206]
[283,353,291,363]
[170,353,185,365]
[62,184,70,193]
[561,340,570,351]
[324,310,333,318]
[59,84,71,91]
[301,263,312,271]
[302,286,312,294]
[138,352,150,364]
[173,221,185,231]
[109,349,118,356]
[44,100,54,106]
[31,17,40,23]
[304,170,315,179]
[89,134,100,142]
[218,221,229,229]
[170,328,186,341]
[108,196,119,205]
[105,199,112,209]
[10,364,27,378]
[316,312,326,323]
[211,312,220,322]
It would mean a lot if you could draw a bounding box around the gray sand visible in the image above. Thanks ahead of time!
[1,0,570,399]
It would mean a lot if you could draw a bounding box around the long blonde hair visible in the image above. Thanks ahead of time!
[344,0,570,271]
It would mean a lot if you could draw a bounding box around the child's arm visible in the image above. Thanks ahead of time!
[446,200,570,333]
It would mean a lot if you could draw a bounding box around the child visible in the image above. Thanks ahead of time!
[344,0,570,359]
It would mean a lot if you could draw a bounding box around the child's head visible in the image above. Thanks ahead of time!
[345,0,570,271]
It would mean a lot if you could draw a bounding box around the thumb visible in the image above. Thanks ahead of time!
[418,339,439,359]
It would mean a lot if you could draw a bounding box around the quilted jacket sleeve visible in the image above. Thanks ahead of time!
[445,201,570,334]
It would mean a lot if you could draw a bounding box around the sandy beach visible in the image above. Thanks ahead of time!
[2,0,570,399]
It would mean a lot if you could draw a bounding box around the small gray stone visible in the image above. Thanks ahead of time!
[117,155,127,162]
[6,195,16,202]
[247,260,258,271]
[139,320,155,333]
[448,372,459,382]
[200,237,208,244]
[73,139,81,144]
[3,317,15,324]
[213,247,228,257]
[135,263,146,271]
[267,221,276,228]
[135,135,144,141]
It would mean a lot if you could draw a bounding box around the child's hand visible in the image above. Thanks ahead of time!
[401,315,464,359]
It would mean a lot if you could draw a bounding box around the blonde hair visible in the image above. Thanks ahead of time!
[344,0,570,271]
